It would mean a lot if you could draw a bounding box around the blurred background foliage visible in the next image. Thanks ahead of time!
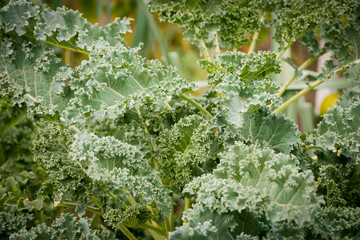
[36,0,348,133]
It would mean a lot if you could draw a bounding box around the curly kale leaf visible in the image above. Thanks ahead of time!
[201,51,281,84]
[149,0,277,49]
[314,89,360,158]
[9,213,114,240]
[311,207,360,240]
[0,96,32,176]
[71,131,171,215]
[157,114,221,194]
[34,120,171,218]
[0,37,72,115]
[0,1,192,124]
[184,143,321,227]
[65,39,191,123]
[203,52,282,139]
[238,108,300,154]
[312,149,360,208]
[103,204,153,228]
[0,210,33,237]
[0,0,131,52]
[170,206,267,240]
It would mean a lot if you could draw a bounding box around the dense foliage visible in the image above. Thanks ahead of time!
[0,0,359,239]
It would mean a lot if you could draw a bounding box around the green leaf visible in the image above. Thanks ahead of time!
[9,213,114,240]
[184,143,321,226]
[311,207,360,239]
[0,0,131,53]
[0,37,71,115]
[149,0,266,49]
[172,206,267,239]
[157,114,220,193]
[239,108,300,154]
[65,40,191,123]
[314,88,360,158]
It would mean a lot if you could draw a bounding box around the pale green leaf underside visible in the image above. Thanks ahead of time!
[239,108,300,154]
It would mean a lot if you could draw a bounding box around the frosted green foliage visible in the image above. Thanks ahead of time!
[311,207,360,240]
[0,0,131,52]
[202,51,281,129]
[265,222,304,240]
[33,120,92,203]
[157,114,220,193]
[149,0,266,49]
[0,0,39,36]
[201,51,281,84]
[321,3,360,65]
[9,213,114,240]
[273,0,358,50]
[184,143,321,226]
[71,131,171,215]
[0,37,71,115]
[34,120,171,217]
[103,204,153,228]
[314,89,360,158]
[65,40,191,123]
[0,211,33,237]
[150,0,359,52]
[171,206,267,239]
[0,1,191,124]
[313,150,360,208]
[239,108,300,154]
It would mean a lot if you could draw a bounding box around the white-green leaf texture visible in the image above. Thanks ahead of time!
[0,0,192,123]
[184,143,321,226]
[314,88,360,158]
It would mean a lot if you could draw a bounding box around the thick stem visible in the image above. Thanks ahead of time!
[179,93,213,118]
[213,31,221,60]
[119,224,138,240]
[199,38,212,61]
[55,202,103,216]
[137,223,168,238]
[248,31,259,54]
[194,26,211,61]
[273,79,324,113]
[278,56,320,97]
[184,197,191,212]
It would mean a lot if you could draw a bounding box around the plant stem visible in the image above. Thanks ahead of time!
[213,30,221,60]
[43,40,90,55]
[248,31,259,54]
[179,93,213,118]
[119,224,138,240]
[273,79,323,113]
[194,26,211,61]
[276,42,293,60]
[278,55,320,97]
[55,202,103,216]
[184,197,191,212]
[137,223,168,238]
[248,12,265,54]
[122,189,137,206]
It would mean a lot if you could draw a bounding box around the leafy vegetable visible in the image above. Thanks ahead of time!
[1,0,359,239]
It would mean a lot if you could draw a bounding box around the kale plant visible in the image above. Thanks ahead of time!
[0,0,359,239]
